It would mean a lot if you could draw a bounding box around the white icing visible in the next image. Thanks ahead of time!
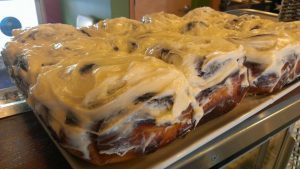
[3,7,300,160]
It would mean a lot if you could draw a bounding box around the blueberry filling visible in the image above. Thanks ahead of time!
[182,21,208,33]
[196,71,240,102]
[244,61,265,77]
[135,118,156,126]
[196,87,215,102]
[198,60,225,79]
[255,73,278,87]
[195,58,205,76]
[185,21,198,32]
[147,95,174,110]
[128,41,138,53]
[134,92,156,104]
[160,48,170,57]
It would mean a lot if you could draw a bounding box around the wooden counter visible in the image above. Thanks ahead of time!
[0,111,71,169]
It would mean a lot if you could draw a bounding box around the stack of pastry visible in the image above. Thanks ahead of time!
[2,7,299,165]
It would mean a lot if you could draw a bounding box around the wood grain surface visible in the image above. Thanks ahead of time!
[0,111,72,169]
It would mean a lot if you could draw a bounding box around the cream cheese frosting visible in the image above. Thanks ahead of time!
[30,53,202,158]
[0,8,256,159]
[3,7,300,161]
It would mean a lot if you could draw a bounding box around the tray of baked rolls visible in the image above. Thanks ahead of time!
[36,81,299,169]
[1,7,300,169]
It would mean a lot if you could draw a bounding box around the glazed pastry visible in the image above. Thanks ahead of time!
[223,17,300,94]
[181,8,300,94]
[30,53,201,164]
[2,7,299,165]
[128,30,248,116]
[143,10,248,116]
[2,23,203,165]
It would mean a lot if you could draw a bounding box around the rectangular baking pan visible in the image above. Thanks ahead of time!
[33,9,300,169]
[226,9,279,21]
[35,81,300,169]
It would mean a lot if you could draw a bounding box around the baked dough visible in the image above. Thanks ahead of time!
[2,7,299,165]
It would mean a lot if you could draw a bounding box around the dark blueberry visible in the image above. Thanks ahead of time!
[182,21,208,33]
[182,21,198,32]
[90,119,104,132]
[135,118,156,126]
[160,48,170,57]
[113,46,119,51]
[202,59,233,79]
[196,87,215,102]
[79,63,96,74]
[144,143,159,154]
[244,61,265,77]
[255,73,278,87]
[128,41,138,53]
[224,18,242,30]
[148,95,174,110]
[195,58,205,77]
[232,18,239,23]
[208,62,221,74]
[186,21,197,31]
[14,55,28,71]
[198,71,205,77]
[134,92,156,104]
[65,111,80,126]
[200,61,222,79]
[79,29,91,37]
[196,70,240,102]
